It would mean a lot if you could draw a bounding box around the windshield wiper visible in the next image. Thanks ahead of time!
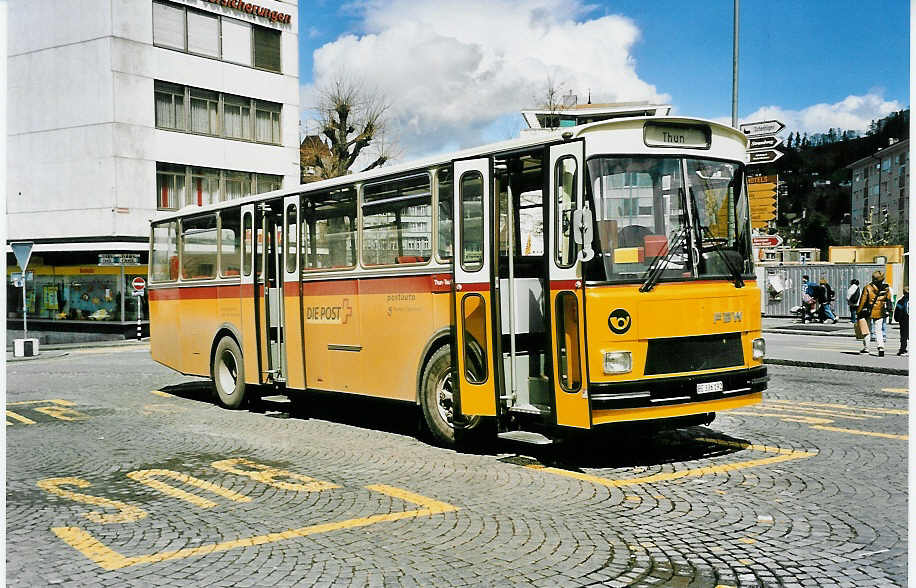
[639,227,687,293]
[699,227,745,288]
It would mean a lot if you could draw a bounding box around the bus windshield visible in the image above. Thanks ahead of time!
[585,156,752,284]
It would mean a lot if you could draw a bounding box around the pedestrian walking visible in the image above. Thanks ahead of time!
[846,279,860,323]
[818,277,838,323]
[894,287,908,355]
[857,270,892,356]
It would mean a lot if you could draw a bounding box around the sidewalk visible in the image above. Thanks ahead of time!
[762,317,908,376]
[5,339,149,363]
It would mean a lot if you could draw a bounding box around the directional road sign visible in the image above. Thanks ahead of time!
[752,235,783,248]
[740,120,785,137]
[748,150,784,165]
[747,136,783,151]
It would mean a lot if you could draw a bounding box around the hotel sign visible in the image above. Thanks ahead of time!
[205,0,292,24]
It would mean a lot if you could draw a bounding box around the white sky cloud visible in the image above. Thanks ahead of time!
[302,0,669,160]
[740,91,903,136]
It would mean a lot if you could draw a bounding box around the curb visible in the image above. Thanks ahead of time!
[764,358,907,376]
[6,351,70,363]
[5,339,149,352]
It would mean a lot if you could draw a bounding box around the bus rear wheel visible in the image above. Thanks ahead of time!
[421,345,480,446]
[212,336,246,410]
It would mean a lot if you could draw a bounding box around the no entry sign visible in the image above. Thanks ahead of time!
[132,277,146,292]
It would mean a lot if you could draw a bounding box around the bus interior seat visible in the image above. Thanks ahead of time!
[169,255,179,280]
[618,225,651,248]
[397,256,422,264]
[643,234,668,258]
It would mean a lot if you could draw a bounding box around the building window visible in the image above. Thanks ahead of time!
[190,88,219,135]
[157,163,186,210]
[153,2,185,50]
[255,101,281,143]
[253,27,281,72]
[221,18,252,66]
[187,10,219,58]
[223,95,252,140]
[154,82,185,131]
[157,163,285,210]
[153,1,281,73]
[155,82,281,145]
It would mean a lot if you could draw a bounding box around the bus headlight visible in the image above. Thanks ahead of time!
[752,338,766,360]
[603,351,632,375]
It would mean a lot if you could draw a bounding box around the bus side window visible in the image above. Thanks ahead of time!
[151,221,178,282]
[302,187,357,270]
[219,209,241,277]
[285,202,298,274]
[181,215,218,280]
[242,213,252,277]
[555,156,577,267]
[436,168,453,262]
[362,173,432,266]
[460,171,484,271]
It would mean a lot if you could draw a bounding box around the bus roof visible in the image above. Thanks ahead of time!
[151,115,744,223]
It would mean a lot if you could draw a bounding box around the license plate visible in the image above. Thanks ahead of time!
[697,381,723,394]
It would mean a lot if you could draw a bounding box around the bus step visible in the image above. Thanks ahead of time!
[497,431,553,445]
[508,403,549,415]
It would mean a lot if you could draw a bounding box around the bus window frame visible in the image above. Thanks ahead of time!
[150,219,180,283]
[360,171,433,269]
[179,213,219,281]
[434,166,453,265]
[218,208,242,279]
[300,185,358,273]
[459,170,485,273]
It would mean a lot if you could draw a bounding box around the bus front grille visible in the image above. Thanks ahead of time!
[644,333,744,375]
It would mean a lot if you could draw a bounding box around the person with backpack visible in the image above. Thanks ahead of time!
[857,271,892,356]
[818,277,838,323]
[894,287,908,356]
[846,279,860,323]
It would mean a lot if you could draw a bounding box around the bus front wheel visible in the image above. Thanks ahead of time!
[420,345,480,446]
[212,336,246,410]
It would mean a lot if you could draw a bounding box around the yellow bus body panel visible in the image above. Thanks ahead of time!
[550,289,590,429]
[455,290,497,417]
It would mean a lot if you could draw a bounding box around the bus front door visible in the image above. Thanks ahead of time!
[259,202,286,384]
[546,140,590,428]
[451,158,498,419]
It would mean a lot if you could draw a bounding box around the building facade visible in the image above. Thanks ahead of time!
[848,138,909,248]
[7,0,299,329]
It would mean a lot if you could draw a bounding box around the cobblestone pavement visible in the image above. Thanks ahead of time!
[6,348,909,587]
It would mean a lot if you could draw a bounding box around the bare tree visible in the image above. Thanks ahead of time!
[301,79,398,182]
[854,207,907,247]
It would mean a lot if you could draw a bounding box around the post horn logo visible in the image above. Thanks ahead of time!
[608,309,632,335]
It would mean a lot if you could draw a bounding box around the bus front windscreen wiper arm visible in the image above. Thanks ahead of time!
[639,227,687,293]
[699,227,745,288]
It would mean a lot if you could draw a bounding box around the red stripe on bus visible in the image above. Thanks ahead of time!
[458,282,490,292]
[301,280,359,296]
[550,280,580,290]
[149,284,241,301]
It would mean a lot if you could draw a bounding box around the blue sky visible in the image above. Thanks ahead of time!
[297,1,909,158]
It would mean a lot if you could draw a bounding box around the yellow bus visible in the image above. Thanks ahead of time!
[149,114,766,445]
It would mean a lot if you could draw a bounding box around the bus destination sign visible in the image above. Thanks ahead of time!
[644,123,711,149]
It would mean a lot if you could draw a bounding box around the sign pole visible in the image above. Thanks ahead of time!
[120,265,126,323]
[732,0,739,128]
[137,296,142,341]
[22,277,27,338]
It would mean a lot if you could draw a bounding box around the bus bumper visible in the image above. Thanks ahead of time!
[589,366,767,426]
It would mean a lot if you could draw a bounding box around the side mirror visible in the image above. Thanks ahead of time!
[572,207,595,262]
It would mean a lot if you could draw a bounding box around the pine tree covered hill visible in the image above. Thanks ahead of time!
[764,109,909,251]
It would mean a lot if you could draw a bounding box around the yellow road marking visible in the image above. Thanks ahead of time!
[526,438,815,487]
[767,399,907,415]
[149,390,174,398]
[811,425,908,440]
[35,406,89,421]
[6,410,36,425]
[756,403,879,420]
[211,458,339,492]
[739,537,756,544]
[8,399,75,406]
[882,388,908,395]
[37,477,147,524]
[126,470,252,509]
[727,410,834,424]
[51,484,457,571]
